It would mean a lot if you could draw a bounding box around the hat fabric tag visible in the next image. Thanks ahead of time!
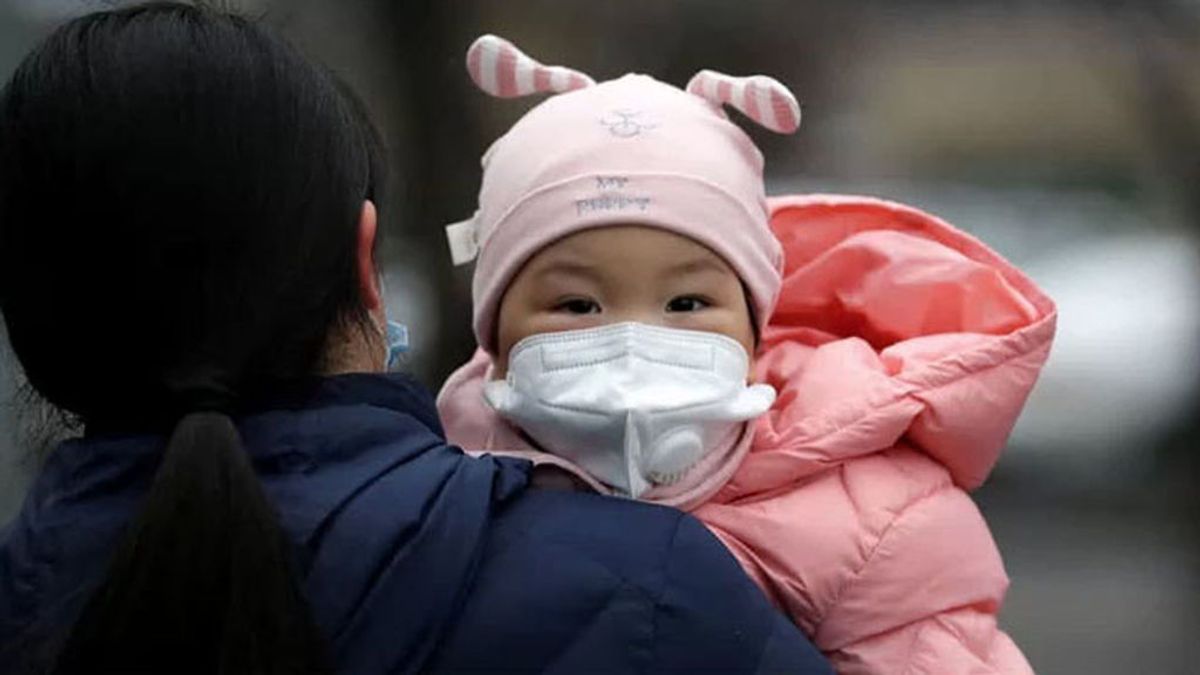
[445,215,480,265]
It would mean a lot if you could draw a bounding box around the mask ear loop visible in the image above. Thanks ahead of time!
[370,274,410,371]
[466,34,596,98]
[685,69,801,134]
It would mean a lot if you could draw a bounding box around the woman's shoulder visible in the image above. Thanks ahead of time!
[488,488,691,563]
[430,491,831,674]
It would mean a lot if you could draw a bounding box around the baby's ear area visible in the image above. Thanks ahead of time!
[685,70,801,134]
[466,34,596,99]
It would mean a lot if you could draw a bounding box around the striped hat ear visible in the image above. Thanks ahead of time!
[467,34,596,99]
[686,70,801,134]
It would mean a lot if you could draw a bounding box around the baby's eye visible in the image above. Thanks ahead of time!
[554,298,602,314]
[666,296,710,313]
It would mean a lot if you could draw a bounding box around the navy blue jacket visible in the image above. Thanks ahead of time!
[0,374,830,674]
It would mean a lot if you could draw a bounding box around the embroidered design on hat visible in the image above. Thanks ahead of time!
[575,175,652,215]
[575,194,653,216]
[599,109,657,138]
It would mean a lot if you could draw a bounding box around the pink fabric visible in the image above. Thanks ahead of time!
[466,72,786,354]
[466,35,595,99]
[685,70,801,133]
[438,194,1055,673]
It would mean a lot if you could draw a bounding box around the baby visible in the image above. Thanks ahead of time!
[439,35,1055,674]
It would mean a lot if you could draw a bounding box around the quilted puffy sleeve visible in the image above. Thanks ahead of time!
[816,485,1033,674]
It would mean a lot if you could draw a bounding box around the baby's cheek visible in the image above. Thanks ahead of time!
[670,310,756,353]
[498,308,611,367]
[671,309,746,334]
[525,312,608,337]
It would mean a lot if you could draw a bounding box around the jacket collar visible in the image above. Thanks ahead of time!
[83,372,445,442]
[257,372,446,439]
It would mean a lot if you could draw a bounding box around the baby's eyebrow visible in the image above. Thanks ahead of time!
[665,257,732,277]
[533,260,604,282]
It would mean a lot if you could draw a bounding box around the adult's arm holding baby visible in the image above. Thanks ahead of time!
[651,507,834,673]
[428,489,833,674]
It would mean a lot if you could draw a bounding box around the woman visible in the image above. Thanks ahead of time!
[0,3,830,674]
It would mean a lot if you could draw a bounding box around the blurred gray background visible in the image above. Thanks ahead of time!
[2,1,1198,672]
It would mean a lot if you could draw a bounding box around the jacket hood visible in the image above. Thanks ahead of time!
[722,194,1056,495]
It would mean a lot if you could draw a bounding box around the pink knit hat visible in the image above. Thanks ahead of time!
[446,35,801,355]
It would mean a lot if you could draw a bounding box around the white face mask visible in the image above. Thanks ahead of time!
[484,322,775,498]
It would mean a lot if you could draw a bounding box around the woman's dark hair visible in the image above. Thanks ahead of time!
[0,2,386,671]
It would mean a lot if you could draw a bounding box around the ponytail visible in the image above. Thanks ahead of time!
[53,412,330,674]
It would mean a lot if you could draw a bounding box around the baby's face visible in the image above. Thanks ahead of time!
[494,225,755,376]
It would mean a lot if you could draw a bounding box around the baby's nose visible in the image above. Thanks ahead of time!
[608,308,668,327]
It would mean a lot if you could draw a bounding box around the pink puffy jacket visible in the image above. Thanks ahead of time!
[438,194,1055,674]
